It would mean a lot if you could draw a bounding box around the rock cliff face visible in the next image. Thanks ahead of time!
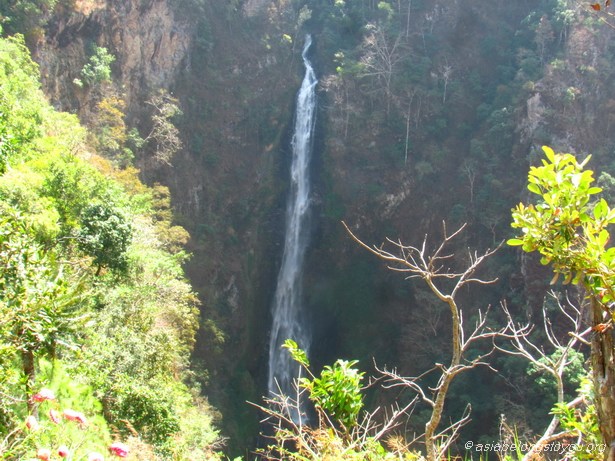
[36,0,192,112]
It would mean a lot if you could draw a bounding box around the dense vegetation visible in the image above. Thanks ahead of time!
[0,31,220,460]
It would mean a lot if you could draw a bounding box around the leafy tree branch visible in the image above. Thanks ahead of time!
[509,146,615,459]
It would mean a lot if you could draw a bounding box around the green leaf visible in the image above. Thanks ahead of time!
[283,338,310,367]
[563,272,573,284]
[579,154,592,168]
[507,238,524,246]
[542,145,555,163]
[527,183,541,195]
[588,187,603,195]
[594,199,607,220]
[605,209,615,223]
[599,229,610,248]
[540,255,552,265]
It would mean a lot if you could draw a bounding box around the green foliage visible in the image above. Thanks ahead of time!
[261,344,419,461]
[551,378,603,460]
[0,35,45,170]
[508,146,615,303]
[79,46,115,86]
[304,359,365,430]
[0,211,84,381]
[377,1,394,22]
[0,360,115,460]
[0,0,57,37]
[285,340,364,431]
[0,34,221,459]
[42,155,113,234]
[283,338,310,368]
[0,165,60,243]
[527,348,585,397]
[111,379,181,446]
[78,202,132,275]
[509,145,615,451]
[77,207,204,453]
[0,111,17,174]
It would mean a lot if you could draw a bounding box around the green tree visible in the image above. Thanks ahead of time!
[0,35,45,169]
[0,0,58,39]
[42,156,111,234]
[78,46,115,87]
[0,111,17,174]
[0,32,220,459]
[78,202,132,275]
[306,359,364,431]
[509,146,615,458]
[0,210,83,407]
[258,340,415,461]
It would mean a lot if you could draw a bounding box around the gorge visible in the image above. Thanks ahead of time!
[4,0,615,457]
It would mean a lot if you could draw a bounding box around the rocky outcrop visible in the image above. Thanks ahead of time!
[36,0,193,112]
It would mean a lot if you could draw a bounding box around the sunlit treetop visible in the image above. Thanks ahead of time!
[509,146,615,310]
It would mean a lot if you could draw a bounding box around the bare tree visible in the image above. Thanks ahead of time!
[360,24,405,114]
[440,61,452,105]
[144,89,183,166]
[343,221,504,461]
[497,291,591,460]
[396,89,416,166]
[461,160,477,205]
[406,0,413,38]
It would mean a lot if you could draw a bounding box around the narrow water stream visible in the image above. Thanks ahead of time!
[267,35,317,400]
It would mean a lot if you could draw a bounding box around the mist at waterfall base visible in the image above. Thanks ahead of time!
[267,35,317,410]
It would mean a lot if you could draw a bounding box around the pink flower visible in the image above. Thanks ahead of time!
[58,445,70,458]
[108,442,129,458]
[63,409,88,426]
[25,415,39,431]
[88,452,105,461]
[49,409,61,424]
[36,448,51,461]
[32,388,55,402]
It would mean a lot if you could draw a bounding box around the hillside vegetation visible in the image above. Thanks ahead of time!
[0,31,221,460]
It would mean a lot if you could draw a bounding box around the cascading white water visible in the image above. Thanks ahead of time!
[268,35,317,399]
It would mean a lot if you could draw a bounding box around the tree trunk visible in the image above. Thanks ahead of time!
[423,293,462,461]
[22,348,37,415]
[590,297,615,460]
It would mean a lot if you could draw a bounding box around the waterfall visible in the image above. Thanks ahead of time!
[268,35,317,400]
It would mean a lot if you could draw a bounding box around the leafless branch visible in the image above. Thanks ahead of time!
[496,291,591,461]
[253,367,418,461]
[434,404,472,457]
[144,89,183,166]
[343,221,503,461]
